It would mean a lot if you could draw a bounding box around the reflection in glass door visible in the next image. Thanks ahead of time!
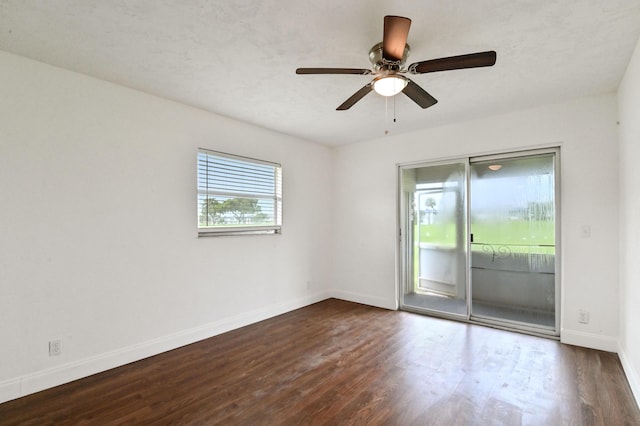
[400,161,468,318]
[469,152,558,333]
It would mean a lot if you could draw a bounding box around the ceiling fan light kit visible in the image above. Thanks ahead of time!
[373,75,407,96]
[296,15,497,111]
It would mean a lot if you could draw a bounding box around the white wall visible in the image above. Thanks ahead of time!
[332,94,620,351]
[618,34,640,404]
[0,51,332,403]
[0,46,630,405]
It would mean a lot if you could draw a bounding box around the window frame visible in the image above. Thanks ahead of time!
[197,148,282,237]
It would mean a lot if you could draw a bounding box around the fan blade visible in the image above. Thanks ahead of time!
[296,68,372,75]
[383,16,411,61]
[337,83,373,110]
[408,51,497,74]
[402,79,438,109]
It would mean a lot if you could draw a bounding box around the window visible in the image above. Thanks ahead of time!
[197,149,282,236]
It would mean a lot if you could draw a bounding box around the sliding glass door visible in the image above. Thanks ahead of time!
[469,152,558,333]
[399,149,559,335]
[399,161,468,319]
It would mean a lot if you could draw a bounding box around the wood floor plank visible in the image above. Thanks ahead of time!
[1,299,639,425]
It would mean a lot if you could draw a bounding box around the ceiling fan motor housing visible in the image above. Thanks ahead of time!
[369,42,410,72]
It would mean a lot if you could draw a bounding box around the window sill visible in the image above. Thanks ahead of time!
[198,226,281,237]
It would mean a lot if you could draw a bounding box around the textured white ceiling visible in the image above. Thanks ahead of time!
[1,0,639,145]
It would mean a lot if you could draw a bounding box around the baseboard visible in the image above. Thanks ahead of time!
[330,289,397,310]
[0,378,20,406]
[618,344,640,409]
[0,291,330,404]
[560,328,618,352]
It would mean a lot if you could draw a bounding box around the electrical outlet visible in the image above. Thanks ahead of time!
[579,309,590,324]
[49,339,62,356]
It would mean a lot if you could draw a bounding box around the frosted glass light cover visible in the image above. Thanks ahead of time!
[373,76,407,96]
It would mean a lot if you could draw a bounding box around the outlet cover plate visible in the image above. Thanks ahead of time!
[49,339,62,356]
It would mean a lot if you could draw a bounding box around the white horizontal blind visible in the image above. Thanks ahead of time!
[197,149,282,235]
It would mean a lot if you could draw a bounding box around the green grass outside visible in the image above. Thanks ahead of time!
[411,219,555,287]
[419,220,555,254]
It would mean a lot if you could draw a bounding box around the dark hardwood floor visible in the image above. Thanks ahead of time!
[1,299,639,425]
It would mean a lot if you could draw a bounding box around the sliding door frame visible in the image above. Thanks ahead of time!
[397,147,561,338]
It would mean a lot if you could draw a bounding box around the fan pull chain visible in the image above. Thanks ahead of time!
[393,94,397,123]
[385,95,388,121]
[384,96,389,135]
[384,95,399,135]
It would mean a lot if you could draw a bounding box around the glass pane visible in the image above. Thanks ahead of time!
[470,154,556,329]
[198,195,277,228]
[401,162,468,317]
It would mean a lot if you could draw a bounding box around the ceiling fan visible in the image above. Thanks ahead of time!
[296,15,497,110]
